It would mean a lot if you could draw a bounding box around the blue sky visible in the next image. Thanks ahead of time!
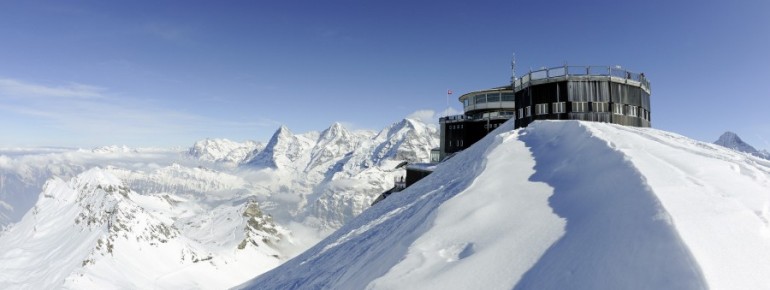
[0,1,768,150]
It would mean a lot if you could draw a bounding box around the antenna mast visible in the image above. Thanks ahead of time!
[511,52,517,84]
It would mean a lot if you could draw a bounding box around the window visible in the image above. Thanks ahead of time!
[628,105,638,117]
[502,93,515,101]
[525,106,532,117]
[572,102,588,112]
[592,102,608,112]
[552,102,566,113]
[613,103,624,115]
[518,108,524,119]
[463,99,470,107]
[486,93,500,102]
[475,94,487,104]
[535,103,549,115]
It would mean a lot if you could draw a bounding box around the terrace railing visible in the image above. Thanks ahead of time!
[513,65,650,93]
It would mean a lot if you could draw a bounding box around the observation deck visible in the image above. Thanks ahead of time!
[513,65,650,94]
[459,65,650,116]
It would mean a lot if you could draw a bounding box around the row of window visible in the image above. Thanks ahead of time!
[462,92,515,107]
[449,139,464,147]
[516,102,650,120]
[448,122,503,130]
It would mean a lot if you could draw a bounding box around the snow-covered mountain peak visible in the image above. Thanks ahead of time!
[276,124,293,136]
[245,125,315,169]
[266,125,297,148]
[1,166,289,289]
[70,167,127,196]
[369,118,439,164]
[715,131,743,147]
[714,131,768,159]
[319,122,351,142]
[189,138,262,164]
[91,145,138,154]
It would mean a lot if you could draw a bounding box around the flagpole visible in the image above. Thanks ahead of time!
[445,89,452,117]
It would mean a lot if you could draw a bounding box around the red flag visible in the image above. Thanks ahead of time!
[447,89,453,95]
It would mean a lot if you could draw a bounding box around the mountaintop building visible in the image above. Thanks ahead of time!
[440,64,651,160]
[373,61,651,205]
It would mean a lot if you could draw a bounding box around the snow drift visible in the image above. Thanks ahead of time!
[238,120,770,290]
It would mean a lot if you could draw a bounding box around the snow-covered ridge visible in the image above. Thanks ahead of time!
[0,167,287,289]
[239,120,770,290]
[244,118,435,171]
[188,138,263,164]
[0,116,440,288]
[90,145,138,154]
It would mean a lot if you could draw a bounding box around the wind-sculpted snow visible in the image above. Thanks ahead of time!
[513,122,705,289]
[239,120,770,290]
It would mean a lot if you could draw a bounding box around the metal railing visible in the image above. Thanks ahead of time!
[513,65,650,93]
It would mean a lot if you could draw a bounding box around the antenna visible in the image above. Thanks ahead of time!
[511,52,517,84]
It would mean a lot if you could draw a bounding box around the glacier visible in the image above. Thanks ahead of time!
[238,120,770,290]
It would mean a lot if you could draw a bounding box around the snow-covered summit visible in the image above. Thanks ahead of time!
[0,167,287,289]
[240,118,438,231]
[90,145,138,154]
[245,125,315,169]
[370,118,437,164]
[239,120,770,290]
[188,138,263,164]
[714,131,769,159]
[307,122,358,173]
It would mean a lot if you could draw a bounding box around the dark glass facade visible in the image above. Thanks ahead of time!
[440,66,651,160]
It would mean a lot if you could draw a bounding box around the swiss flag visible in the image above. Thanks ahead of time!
[447,89,453,95]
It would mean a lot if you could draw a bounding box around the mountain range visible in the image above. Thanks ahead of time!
[2,119,769,289]
[0,117,438,289]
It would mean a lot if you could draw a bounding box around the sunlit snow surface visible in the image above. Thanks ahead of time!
[239,120,770,290]
[0,118,439,289]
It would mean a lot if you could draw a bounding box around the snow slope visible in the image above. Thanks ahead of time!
[239,120,770,290]
[0,117,439,289]
[0,168,287,289]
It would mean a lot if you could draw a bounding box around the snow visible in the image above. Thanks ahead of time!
[0,117,439,289]
[188,138,263,164]
[238,120,770,290]
[0,167,287,289]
